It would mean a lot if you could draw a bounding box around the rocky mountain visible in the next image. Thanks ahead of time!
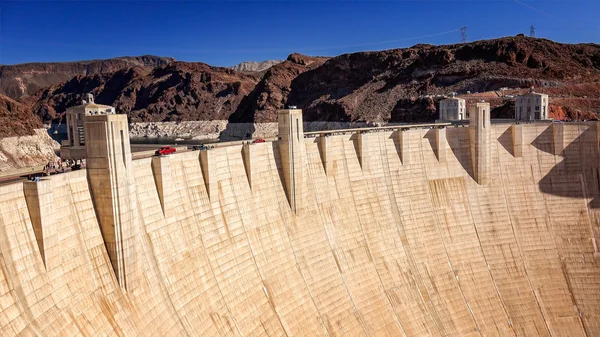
[15,35,600,129]
[229,53,329,123]
[0,94,42,137]
[0,55,174,99]
[29,62,260,124]
[231,60,282,72]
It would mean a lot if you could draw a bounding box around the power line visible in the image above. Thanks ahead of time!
[530,25,536,38]
[460,27,467,43]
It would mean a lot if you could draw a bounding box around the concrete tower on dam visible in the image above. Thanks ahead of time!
[278,107,305,212]
[84,112,136,290]
[4,98,600,335]
[469,101,491,185]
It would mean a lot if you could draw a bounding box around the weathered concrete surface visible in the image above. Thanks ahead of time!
[0,123,599,336]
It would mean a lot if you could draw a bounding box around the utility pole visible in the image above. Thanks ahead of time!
[530,25,536,38]
[460,26,468,43]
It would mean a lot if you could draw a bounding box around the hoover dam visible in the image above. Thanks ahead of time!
[1,106,600,337]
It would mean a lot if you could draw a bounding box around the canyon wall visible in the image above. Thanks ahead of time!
[0,129,58,172]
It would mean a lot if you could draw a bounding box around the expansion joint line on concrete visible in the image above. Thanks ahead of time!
[264,148,333,337]
[497,142,553,337]
[180,161,243,337]
[535,149,589,336]
[379,138,448,337]
[579,172,598,255]
[0,207,44,335]
[222,155,291,337]
[418,135,484,336]
[305,141,371,336]
[133,184,192,337]
[387,140,448,337]
[342,139,408,337]
[577,124,599,255]
[462,170,517,336]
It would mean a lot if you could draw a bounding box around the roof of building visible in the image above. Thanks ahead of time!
[518,87,548,98]
[67,102,114,110]
[84,103,114,109]
[440,97,465,102]
[518,92,548,97]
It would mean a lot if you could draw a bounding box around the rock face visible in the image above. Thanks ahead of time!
[29,62,260,124]
[0,129,58,171]
[0,94,42,137]
[285,36,600,122]
[9,36,600,133]
[0,55,174,99]
[231,60,282,72]
[229,53,330,123]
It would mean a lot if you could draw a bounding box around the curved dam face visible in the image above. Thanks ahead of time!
[0,115,600,336]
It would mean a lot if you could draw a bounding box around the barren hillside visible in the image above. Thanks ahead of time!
[8,35,600,131]
[0,55,174,99]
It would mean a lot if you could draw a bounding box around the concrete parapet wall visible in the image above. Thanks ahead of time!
[0,122,600,336]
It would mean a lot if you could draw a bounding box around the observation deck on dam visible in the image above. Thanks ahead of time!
[1,106,600,336]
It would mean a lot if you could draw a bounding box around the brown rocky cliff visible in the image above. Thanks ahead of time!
[228,53,329,123]
[0,55,174,99]
[285,36,600,122]
[14,36,600,129]
[29,62,260,124]
[0,94,42,137]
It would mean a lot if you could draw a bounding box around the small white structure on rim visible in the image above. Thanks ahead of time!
[515,87,549,121]
[62,94,116,159]
[439,92,467,121]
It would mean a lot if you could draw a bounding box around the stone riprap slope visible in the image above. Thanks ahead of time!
[0,123,599,336]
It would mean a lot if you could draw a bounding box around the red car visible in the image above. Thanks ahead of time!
[155,146,177,156]
[252,139,265,144]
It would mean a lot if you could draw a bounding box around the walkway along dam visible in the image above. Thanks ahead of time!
[1,105,600,336]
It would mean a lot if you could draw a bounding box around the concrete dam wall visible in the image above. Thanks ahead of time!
[0,110,600,336]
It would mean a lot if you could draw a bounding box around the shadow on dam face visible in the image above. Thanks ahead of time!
[537,124,600,209]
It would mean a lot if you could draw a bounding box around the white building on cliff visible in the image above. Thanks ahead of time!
[61,93,116,159]
[515,87,549,121]
[439,93,467,121]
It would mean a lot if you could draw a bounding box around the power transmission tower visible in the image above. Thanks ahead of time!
[530,25,536,37]
[460,26,468,43]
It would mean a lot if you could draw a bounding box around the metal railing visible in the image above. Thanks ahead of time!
[303,123,452,138]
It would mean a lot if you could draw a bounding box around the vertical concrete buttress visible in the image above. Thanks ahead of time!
[23,180,54,267]
[85,114,136,290]
[511,124,523,157]
[242,143,253,189]
[277,109,304,212]
[469,102,491,185]
[398,129,410,165]
[356,131,368,170]
[435,127,447,162]
[552,123,565,156]
[199,150,217,200]
[318,134,332,175]
[595,122,600,151]
[151,155,173,217]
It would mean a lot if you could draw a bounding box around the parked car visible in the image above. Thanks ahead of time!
[192,144,208,151]
[252,139,265,144]
[155,146,177,156]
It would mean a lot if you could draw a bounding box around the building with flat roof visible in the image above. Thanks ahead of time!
[60,93,116,159]
[515,87,549,121]
[439,93,467,121]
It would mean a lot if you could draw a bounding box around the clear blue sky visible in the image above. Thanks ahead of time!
[1,0,599,66]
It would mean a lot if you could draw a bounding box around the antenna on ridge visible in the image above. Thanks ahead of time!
[460,26,468,43]
[530,25,536,38]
